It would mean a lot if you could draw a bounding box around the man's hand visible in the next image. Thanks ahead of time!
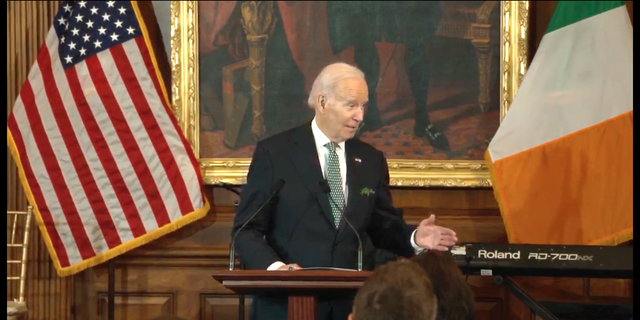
[414,215,458,251]
[276,263,301,271]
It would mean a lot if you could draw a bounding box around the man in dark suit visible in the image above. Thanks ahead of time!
[231,62,458,320]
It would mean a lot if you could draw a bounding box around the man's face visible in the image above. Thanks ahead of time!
[319,77,368,142]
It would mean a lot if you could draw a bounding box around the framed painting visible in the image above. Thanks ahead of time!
[170,1,529,187]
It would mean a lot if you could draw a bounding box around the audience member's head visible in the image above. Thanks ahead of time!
[349,259,438,320]
[411,251,475,320]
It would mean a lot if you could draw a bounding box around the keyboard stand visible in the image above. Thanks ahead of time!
[495,276,560,320]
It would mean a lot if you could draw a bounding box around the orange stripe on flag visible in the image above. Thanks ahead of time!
[492,111,633,245]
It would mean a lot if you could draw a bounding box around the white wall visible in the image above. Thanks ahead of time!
[152,1,171,60]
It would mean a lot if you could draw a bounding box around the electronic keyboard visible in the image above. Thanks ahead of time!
[451,243,633,279]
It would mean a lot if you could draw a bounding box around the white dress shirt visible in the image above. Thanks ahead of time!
[267,119,424,270]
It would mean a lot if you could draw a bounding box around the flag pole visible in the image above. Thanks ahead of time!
[108,259,115,320]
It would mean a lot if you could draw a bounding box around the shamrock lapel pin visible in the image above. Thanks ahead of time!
[359,187,375,196]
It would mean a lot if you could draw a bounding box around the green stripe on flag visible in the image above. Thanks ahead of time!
[546,1,626,34]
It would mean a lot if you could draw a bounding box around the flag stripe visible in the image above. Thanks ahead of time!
[110,42,194,218]
[493,111,633,244]
[134,37,206,192]
[22,74,99,260]
[74,60,161,235]
[85,54,172,227]
[65,66,145,241]
[14,81,93,263]
[546,1,625,33]
[39,35,123,252]
[488,5,633,162]
[7,114,72,268]
[487,1,633,246]
[95,46,180,226]
[126,38,203,213]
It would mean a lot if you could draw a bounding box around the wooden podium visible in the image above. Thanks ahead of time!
[212,270,372,320]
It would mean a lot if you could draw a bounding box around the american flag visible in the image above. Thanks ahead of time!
[7,1,210,277]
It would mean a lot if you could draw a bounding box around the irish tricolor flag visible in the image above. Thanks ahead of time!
[486,1,633,245]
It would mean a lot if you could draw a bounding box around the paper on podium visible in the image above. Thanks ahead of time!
[297,267,359,271]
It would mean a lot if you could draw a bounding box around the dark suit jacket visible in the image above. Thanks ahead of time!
[231,122,417,320]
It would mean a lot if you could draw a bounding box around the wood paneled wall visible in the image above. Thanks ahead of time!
[6,2,633,320]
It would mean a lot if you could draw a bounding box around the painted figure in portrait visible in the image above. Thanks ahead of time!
[197,1,501,161]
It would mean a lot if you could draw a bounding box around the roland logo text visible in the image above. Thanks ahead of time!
[478,250,521,259]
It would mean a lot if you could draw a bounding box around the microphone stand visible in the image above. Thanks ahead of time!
[217,182,241,196]
[330,197,363,271]
[321,181,363,271]
[229,180,284,270]
[228,179,283,320]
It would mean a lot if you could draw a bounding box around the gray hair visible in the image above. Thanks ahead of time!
[307,62,365,109]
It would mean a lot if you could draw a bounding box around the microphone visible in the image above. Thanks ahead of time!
[319,180,363,271]
[217,181,240,196]
[229,179,286,271]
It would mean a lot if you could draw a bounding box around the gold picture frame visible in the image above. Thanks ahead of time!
[170,1,529,187]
